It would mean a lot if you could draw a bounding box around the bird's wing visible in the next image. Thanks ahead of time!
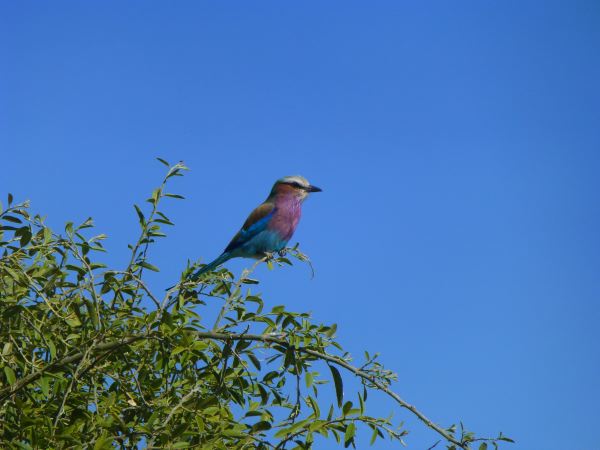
[224,202,276,253]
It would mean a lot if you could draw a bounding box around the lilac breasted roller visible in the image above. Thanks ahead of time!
[192,175,322,279]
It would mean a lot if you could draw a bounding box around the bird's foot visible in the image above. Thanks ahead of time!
[264,251,276,261]
[277,249,288,257]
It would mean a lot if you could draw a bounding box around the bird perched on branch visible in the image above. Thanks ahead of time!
[192,175,322,279]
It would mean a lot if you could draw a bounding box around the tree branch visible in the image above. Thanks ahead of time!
[0,330,463,448]
[0,335,146,403]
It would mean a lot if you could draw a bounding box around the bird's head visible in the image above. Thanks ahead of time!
[270,175,322,200]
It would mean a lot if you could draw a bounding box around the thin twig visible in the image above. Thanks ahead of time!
[427,440,441,450]
[212,257,265,331]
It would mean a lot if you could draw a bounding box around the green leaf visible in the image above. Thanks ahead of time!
[2,342,12,356]
[247,352,261,371]
[246,295,264,313]
[65,221,74,235]
[66,264,86,277]
[344,422,356,447]
[305,371,314,388]
[171,346,187,356]
[43,227,52,243]
[134,204,145,226]
[325,323,337,337]
[47,340,56,360]
[19,228,32,247]
[37,376,50,397]
[342,401,352,416]
[156,157,170,166]
[164,193,185,199]
[93,436,113,450]
[7,193,13,205]
[78,217,94,229]
[370,426,379,445]
[329,364,344,408]
[14,207,29,218]
[139,261,160,272]
[283,346,296,369]
[258,383,269,404]
[3,366,16,385]
[3,215,22,224]
[251,421,272,432]
[307,395,320,418]
[358,391,365,415]
[150,188,162,205]
[66,314,82,328]
[479,444,488,450]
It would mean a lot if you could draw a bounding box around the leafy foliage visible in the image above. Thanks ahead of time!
[0,160,513,449]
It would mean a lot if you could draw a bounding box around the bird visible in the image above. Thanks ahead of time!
[191,175,322,279]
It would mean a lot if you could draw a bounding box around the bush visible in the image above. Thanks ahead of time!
[0,160,512,449]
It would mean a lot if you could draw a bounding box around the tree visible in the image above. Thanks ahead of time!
[0,160,512,449]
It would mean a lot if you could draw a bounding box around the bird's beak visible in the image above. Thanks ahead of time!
[307,185,322,193]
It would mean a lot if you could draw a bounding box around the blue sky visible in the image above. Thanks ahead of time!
[1,1,599,449]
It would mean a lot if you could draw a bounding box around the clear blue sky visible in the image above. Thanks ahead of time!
[1,2,599,449]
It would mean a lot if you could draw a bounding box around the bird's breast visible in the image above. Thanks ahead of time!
[269,199,302,242]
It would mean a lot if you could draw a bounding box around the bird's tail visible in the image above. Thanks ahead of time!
[191,252,231,281]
